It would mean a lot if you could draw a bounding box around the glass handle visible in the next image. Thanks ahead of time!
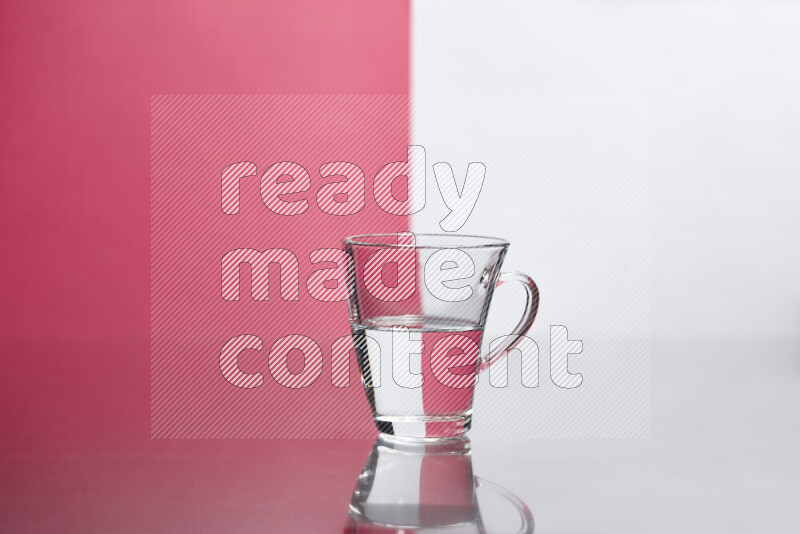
[478,271,540,374]
[475,476,535,534]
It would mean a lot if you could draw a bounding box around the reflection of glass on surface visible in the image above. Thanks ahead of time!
[345,435,534,533]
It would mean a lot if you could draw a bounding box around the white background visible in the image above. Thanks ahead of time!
[413,0,800,341]
[412,1,800,531]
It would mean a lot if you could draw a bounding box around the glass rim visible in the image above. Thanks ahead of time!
[342,233,510,249]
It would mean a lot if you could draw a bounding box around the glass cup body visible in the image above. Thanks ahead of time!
[344,233,516,440]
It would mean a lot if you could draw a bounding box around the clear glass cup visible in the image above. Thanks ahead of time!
[343,233,540,440]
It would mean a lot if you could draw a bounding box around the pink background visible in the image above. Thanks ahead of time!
[150,95,410,438]
[1,0,408,443]
[1,1,407,529]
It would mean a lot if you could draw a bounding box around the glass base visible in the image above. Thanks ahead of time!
[373,413,472,441]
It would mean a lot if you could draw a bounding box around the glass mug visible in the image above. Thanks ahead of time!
[345,435,534,533]
[343,233,539,440]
